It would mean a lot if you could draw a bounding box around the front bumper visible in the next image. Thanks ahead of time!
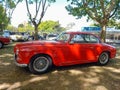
[15,60,28,67]
[14,54,27,67]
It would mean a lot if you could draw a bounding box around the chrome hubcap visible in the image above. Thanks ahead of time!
[100,53,108,64]
[33,57,49,72]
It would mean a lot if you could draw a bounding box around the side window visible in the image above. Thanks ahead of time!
[85,34,99,43]
[71,34,99,43]
[71,34,85,43]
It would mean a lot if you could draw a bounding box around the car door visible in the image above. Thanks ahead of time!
[68,34,99,64]
[82,34,99,62]
[53,33,73,65]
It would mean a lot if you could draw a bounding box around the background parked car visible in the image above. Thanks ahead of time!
[2,30,30,41]
[9,32,23,41]
[20,32,29,41]
[46,34,58,40]
[10,32,30,41]
[2,30,11,38]
[0,36,10,49]
[28,35,45,41]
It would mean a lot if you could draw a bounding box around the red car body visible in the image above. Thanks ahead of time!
[0,36,10,48]
[14,31,116,74]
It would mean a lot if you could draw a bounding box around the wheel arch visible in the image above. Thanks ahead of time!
[28,53,53,74]
[100,51,111,58]
[29,53,54,65]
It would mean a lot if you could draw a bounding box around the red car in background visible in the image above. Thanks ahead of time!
[14,31,116,74]
[0,36,10,49]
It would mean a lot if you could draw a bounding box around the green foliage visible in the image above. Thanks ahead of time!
[115,22,120,29]
[66,0,120,21]
[0,0,22,24]
[18,24,24,28]
[108,19,120,29]
[66,0,120,42]
[25,0,56,40]
[17,23,34,32]
[91,19,120,29]
[6,24,16,31]
[0,0,22,8]
[38,20,66,33]
[0,5,9,31]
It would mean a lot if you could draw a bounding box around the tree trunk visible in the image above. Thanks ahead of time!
[100,25,107,43]
[34,25,39,40]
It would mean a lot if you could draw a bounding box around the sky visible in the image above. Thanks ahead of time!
[11,0,92,30]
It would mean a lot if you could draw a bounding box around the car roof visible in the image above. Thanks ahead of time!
[65,31,96,35]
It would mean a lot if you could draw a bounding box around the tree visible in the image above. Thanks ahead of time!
[38,20,66,33]
[6,24,17,31]
[91,19,120,29]
[66,0,120,42]
[0,5,9,31]
[25,0,55,40]
[115,22,120,29]
[18,24,24,28]
[107,19,120,29]
[18,22,34,32]
[0,0,22,24]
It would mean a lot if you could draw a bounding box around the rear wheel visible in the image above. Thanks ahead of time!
[28,55,52,74]
[98,52,109,65]
[0,42,3,49]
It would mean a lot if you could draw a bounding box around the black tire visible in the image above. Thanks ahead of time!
[98,52,109,65]
[0,42,3,49]
[28,55,52,74]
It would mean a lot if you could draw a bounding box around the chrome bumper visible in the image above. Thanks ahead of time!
[15,61,28,67]
[14,54,27,67]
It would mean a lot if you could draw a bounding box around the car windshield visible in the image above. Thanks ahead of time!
[55,32,70,42]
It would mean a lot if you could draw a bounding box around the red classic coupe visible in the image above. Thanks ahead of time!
[0,36,10,49]
[14,31,116,74]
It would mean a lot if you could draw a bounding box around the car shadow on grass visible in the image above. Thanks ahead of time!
[0,57,120,90]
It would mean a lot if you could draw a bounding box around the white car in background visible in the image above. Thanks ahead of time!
[21,32,29,41]
[10,33,23,41]
[3,30,29,41]
[10,32,29,41]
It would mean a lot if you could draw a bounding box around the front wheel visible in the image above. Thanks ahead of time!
[98,52,109,65]
[28,55,52,74]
